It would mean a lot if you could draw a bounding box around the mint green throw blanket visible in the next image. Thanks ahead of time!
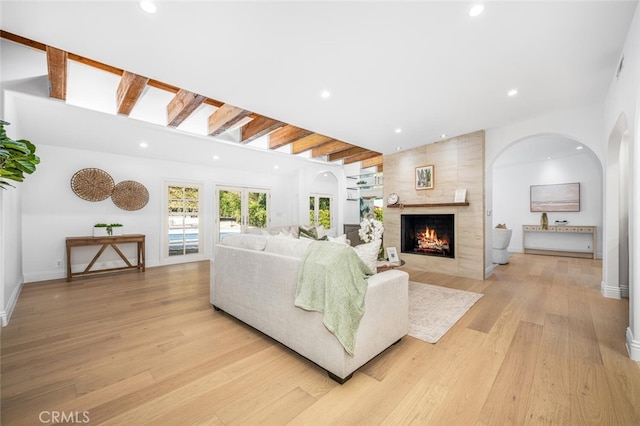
[294,241,372,356]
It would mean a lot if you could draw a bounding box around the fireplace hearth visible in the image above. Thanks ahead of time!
[401,214,455,258]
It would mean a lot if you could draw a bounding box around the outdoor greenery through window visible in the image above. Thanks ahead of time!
[168,185,201,256]
[218,187,269,242]
[309,195,331,229]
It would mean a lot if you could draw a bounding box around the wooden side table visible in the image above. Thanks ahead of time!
[65,234,145,281]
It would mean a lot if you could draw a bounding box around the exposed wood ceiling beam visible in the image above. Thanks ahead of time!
[116,71,149,115]
[0,30,382,166]
[327,146,368,162]
[311,141,353,157]
[167,89,206,128]
[343,151,382,165]
[291,134,334,155]
[268,125,313,149]
[241,115,285,144]
[361,155,383,169]
[208,104,252,136]
[377,164,384,173]
[1,30,45,50]
[46,46,67,100]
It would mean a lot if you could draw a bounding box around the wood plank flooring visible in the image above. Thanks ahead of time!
[2,254,639,425]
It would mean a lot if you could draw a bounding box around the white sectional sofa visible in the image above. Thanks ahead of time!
[210,232,409,383]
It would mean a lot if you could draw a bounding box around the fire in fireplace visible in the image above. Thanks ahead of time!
[401,214,455,258]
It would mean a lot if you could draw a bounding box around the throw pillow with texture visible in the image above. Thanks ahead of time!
[352,239,381,274]
[328,234,348,245]
[299,226,328,241]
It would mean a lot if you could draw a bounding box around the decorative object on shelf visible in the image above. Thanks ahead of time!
[93,223,124,236]
[358,216,384,243]
[0,120,40,189]
[540,212,549,230]
[111,180,149,211]
[554,220,569,225]
[415,165,434,190]
[530,182,580,212]
[356,180,367,185]
[454,189,467,203]
[386,246,399,263]
[387,192,399,205]
[70,168,115,201]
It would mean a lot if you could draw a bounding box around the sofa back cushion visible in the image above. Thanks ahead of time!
[220,234,269,251]
[264,235,313,258]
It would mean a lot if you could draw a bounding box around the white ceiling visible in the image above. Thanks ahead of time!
[0,1,637,157]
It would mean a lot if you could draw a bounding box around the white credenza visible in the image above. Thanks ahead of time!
[522,225,596,259]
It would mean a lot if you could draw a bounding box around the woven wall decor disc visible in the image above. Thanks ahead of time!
[111,180,149,211]
[70,168,114,201]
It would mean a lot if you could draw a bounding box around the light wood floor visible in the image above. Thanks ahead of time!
[2,254,639,425]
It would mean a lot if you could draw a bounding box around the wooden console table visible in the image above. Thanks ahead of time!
[66,234,146,281]
[522,225,596,259]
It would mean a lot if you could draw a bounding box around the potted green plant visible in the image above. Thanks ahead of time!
[0,120,40,189]
[94,223,124,236]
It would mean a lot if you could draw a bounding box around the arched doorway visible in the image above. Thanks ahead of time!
[603,114,630,299]
[309,171,339,231]
[491,133,603,262]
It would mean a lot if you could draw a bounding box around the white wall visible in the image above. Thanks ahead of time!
[0,187,24,326]
[603,4,640,360]
[493,148,603,257]
[20,143,330,282]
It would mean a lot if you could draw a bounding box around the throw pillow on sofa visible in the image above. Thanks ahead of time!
[299,226,328,241]
[352,239,381,274]
[327,234,348,245]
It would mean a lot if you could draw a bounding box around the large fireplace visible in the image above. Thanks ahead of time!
[401,214,455,259]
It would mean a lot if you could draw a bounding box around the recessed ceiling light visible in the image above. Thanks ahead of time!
[508,89,518,97]
[274,165,280,170]
[396,146,402,151]
[395,128,402,134]
[547,156,552,160]
[576,146,584,150]
[213,155,219,160]
[139,142,148,148]
[469,4,485,17]
[320,90,330,99]
[139,1,157,14]
[440,134,447,139]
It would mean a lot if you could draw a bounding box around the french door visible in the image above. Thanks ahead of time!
[216,186,270,243]
[309,193,332,229]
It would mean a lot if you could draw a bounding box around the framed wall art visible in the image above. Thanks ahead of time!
[386,247,399,263]
[530,182,580,212]
[415,165,434,190]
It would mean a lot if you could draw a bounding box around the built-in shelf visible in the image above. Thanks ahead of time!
[387,202,469,208]
[347,172,383,201]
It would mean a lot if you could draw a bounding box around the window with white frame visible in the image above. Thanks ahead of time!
[167,183,202,257]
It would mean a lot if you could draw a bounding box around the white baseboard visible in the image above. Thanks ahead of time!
[24,270,66,283]
[485,263,496,278]
[601,281,628,299]
[626,327,640,361]
[1,276,24,326]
